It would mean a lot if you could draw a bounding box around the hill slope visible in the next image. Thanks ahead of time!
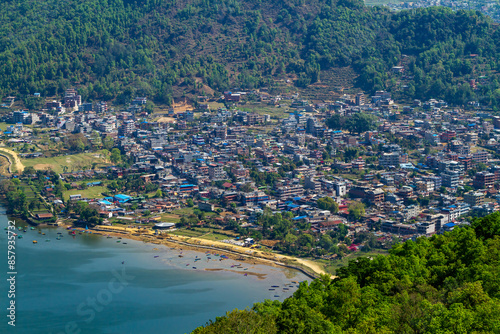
[193,212,500,333]
[0,0,499,107]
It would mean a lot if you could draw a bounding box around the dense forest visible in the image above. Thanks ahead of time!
[193,212,500,333]
[1,0,500,107]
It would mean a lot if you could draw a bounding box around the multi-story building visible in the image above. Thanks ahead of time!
[118,120,135,137]
[473,171,495,189]
[472,150,489,163]
[365,189,384,204]
[464,191,485,207]
[241,191,269,206]
[441,171,460,188]
[208,164,225,181]
[379,152,408,168]
[275,184,304,200]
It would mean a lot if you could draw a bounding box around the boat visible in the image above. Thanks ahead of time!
[271,285,279,288]
[45,239,50,242]
[30,227,35,230]
[42,233,45,235]
[56,237,61,240]
[17,235,23,239]
[244,273,248,276]
[122,242,127,244]
[244,268,248,270]
[38,231,41,234]
[116,240,121,243]
[33,240,37,244]
[269,289,275,291]
[178,255,183,257]
[192,267,197,269]
[186,264,190,266]
[274,295,279,297]
[23,229,27,232]
[283,288,289,290]
[154,256,159,258]
[118,237,122,239]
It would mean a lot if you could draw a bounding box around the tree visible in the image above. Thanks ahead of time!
[317,197,339,213]
[348,201,365,221]
[110,148,122,164]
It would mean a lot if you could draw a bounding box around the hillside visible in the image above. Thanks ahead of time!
[0,0,500,107]
[193,213,500,333]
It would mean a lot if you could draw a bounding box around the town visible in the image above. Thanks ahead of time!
[1,87,499,273]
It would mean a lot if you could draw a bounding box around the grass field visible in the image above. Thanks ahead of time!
[22,151,110,173]
[62,186,108,201]
[159,212,181,223]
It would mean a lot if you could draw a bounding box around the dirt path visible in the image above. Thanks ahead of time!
[0,147,24,173]
[0,148,23,171]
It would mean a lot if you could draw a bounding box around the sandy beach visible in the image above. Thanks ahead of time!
[69,224,330,279]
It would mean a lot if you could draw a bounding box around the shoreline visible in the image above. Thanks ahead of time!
[67,225,328,279]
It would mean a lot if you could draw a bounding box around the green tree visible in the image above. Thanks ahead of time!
[348,201,365,220]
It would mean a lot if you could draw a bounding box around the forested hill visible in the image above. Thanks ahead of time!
[1,0,500,107]
[193,213,500,333]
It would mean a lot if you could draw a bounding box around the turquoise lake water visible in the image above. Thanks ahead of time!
[0,212,310,334]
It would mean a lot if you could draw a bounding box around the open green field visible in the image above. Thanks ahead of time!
[62,186,108,201]
[21,151,110,173]
[0,122,8,131]
[159,213,182,223]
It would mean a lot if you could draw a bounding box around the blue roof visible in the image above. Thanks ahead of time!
[293,197,303,201]
[444,222,456,227]
[99,200,113,205]
[180,184,196,188]
[292,216,308,220]
[287,204,299,208]
[115,194,132,200]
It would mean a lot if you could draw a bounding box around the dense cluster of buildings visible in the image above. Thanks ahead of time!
[6,87,500,250]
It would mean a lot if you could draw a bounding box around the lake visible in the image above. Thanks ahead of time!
[0,212,310,334]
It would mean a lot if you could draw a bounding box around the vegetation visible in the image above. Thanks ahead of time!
[194,212,500,333]
[0,1,499,107]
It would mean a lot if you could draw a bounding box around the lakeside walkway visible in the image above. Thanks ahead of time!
[90,225,333,279]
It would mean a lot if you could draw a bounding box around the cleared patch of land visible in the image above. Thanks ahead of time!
[0,147,24,172]
[62,186,108,201]
[22,151,110,173]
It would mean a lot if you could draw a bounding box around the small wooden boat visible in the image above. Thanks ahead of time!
[283,288,289,290]
[42,233,46,235]
[23,229,27,232]
[38,231,41,234]
[122,242,127,244]
[178,255,183,257]
[33,240,37,244]
[192,267,196,269]
[271,285,279,288]
[45,239,50,242]
[17,235,23,239]
[30,227,35,230]
[269,289,275,291]
[116,240,121,243]
[274,295,279,297]
[154,256,159,258]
